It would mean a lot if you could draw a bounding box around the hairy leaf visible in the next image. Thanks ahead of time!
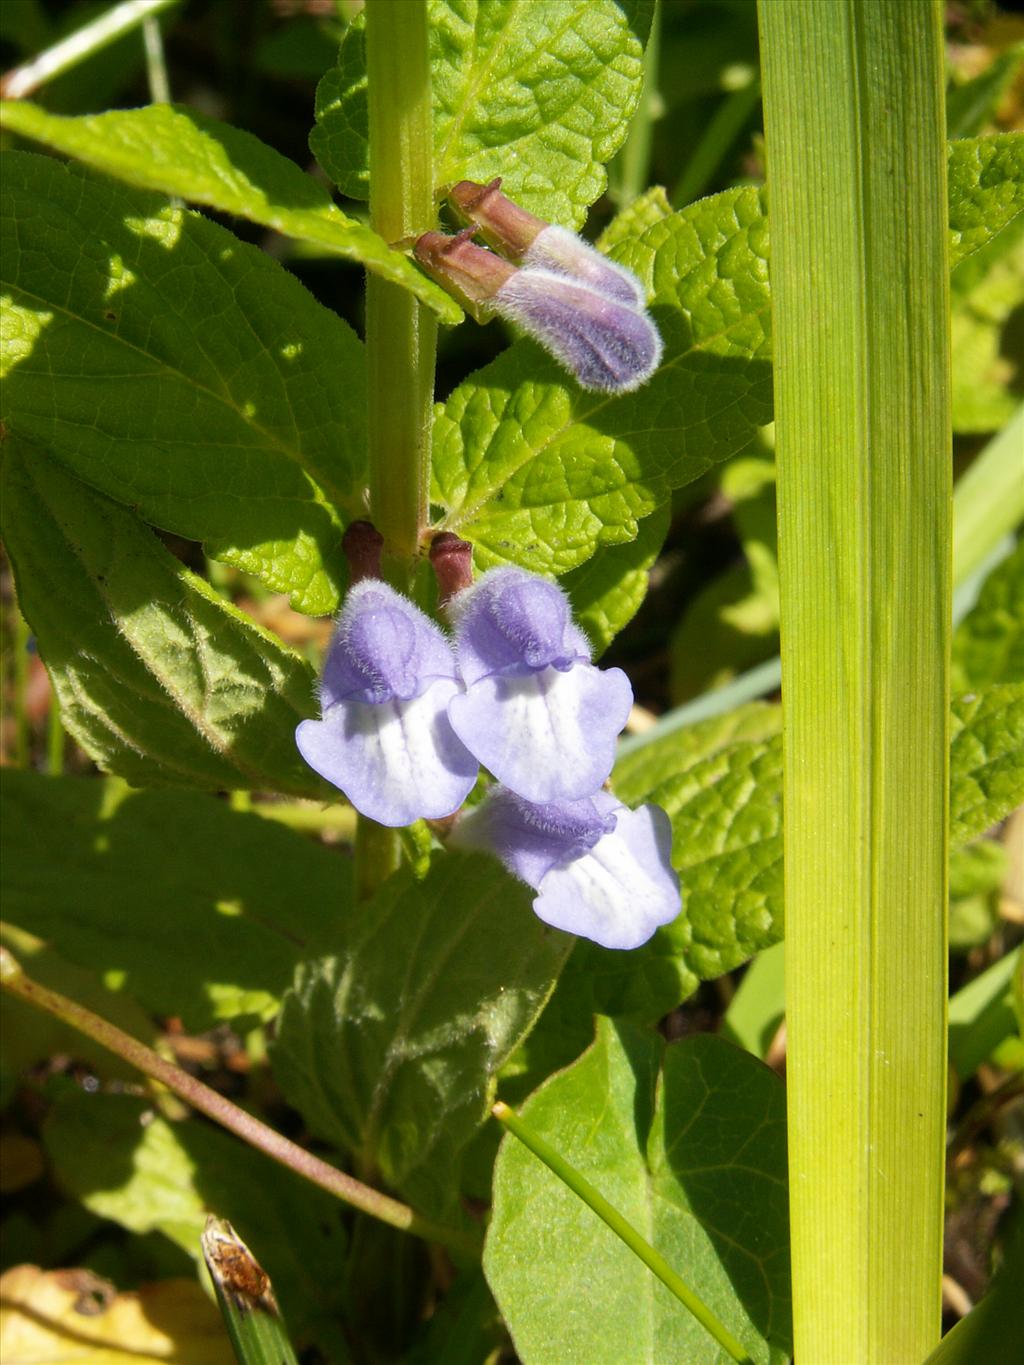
[1,151,363,612]
[1,772,348,1031]
[948,133,1024,270]
[312,0,647,228]
[1,446,324,796]
[484,1019,790,1365]
[44,1091,347,1338]
[431,186,772,576]
[270,852,571,1214]
[0,100,460,321]
[953,539,1024,690]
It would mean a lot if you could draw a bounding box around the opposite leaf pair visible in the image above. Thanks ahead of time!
[296,567,680,949]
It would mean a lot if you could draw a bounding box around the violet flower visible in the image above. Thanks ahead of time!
[446,568,633,803]
[295,581,477,827]
[449,177,647,309]
[414,231,662,394]
[453,788,680,950]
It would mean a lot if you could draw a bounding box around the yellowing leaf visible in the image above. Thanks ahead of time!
[0,1266,231,1363]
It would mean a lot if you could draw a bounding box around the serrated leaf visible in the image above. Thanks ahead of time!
[312,0,646,229]
[1,445,324,796]
[948,133,1024,270]
[43,1091,347,1339]
[269,851,571,1214]
[950,683,1024,845]
[0,100,460,322]
[0,151,363,613]
[563,499,670,656]
[1,772,348,1031]
[484,1019,790,1365]
[953,538,1024,689]
[599,686,1023,1009]
[431,186,772,576]
[951,218,1024,433]
[597,184,674,251]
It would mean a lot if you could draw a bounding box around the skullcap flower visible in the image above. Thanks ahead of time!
[446,568,633,803]
[296,580,477,827]
[453,788,680,950]
[414,231,662,394]
[448,178,648,309]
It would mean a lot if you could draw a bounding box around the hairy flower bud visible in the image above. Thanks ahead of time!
[415,227,661,393]
[450,178,647,309]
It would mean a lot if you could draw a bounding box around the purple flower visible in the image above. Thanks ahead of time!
[296,581,478,827]
[448,179,647,309]
[492,269,662,394]
[414,230,662,394]
[453,788,680,950]
[446,568,633,803]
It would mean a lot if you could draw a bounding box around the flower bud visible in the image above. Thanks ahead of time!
[342,520,384,584]
[429,532,474,605]
[449,179,646,309]
[414,228,516,317]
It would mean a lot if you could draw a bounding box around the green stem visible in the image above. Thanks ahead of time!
[491,1101,754,1365]
[672,72,761,208]
[12,607,30,769]
[358,0,439,895]
[0,946,479,1257]
[141,13,171,104]
[0,0,178,100]
[364,0,437,572]
[46,689,64,776]
[609,0,662,206]
[951,404,1024,583]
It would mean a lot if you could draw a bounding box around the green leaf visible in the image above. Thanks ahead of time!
[431,186,773,577]
[484,1018,790,1365]
[953,538,1024,689]
[0,924,157,1085]
[43,1091,348,1340]
[563,499,670,657]
[948,133,1024,270]
[951,218,1024,433]
[203,1218,301,1365]
[950,683,1024,845]
[947,46,1024,141]
[0,151,363,613]
[670,454,779,701]
[948,948,1021,1080]
[597,184,674,251]
[598,685,1023,1010]
[312,0,647,229]
[1,445,324,797]
[269,851,571,1214]
[1,772,349,1031]
[613,700,783,805]
[0,100,461,322]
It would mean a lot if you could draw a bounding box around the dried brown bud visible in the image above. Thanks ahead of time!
[342,520,384,584]
[414,228,516,315]
[429,532,474,605]
[448,178,547,260]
